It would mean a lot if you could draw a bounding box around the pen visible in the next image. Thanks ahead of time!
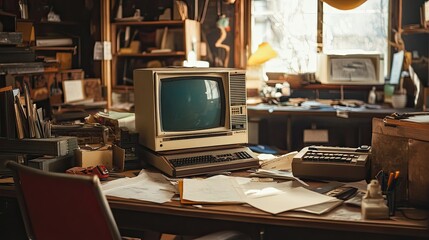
[394,170,400,180]
[391,170,400,190]
[386,171,394,191]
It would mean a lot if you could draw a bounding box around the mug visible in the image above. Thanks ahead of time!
[392,94,407,108]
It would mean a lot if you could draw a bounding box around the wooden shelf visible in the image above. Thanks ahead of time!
[265,80,383,90]
[115,52,186,58]
[112,20,185,27]
[110,18,200,102]
[35,21,79,26]
[33,46,77,52]
[112,85,134,92]
[402,28,429,34]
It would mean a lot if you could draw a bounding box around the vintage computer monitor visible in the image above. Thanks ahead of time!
[133,68,259,177]
[316,52,384,85]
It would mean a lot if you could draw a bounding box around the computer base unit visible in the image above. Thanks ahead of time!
[139,145,259,177]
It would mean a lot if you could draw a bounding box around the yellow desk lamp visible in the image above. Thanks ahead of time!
[246,42,277,94]
[321,0,367,10]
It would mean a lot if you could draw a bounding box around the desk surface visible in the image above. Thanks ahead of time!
[107,195,429,239]
[1,174,428,240]
[247,104,417,151]
[247,103,413,118]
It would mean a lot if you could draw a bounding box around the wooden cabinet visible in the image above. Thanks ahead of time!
[110,19,200,92]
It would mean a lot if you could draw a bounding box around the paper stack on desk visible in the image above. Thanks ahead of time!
[102,170,176,203]
[181,175,339,215]
[102,170,340,215]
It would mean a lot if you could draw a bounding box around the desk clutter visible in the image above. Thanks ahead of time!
[0,108,138,175]
[1,105,428,223]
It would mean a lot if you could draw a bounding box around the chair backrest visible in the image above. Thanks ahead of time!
[7,161,121,240]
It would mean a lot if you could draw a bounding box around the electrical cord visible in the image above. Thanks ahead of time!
[397,208,428,221]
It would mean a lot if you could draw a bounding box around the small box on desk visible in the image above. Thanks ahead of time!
[75,146,112,169]
[75,145,128,171]
[371,117,429,208]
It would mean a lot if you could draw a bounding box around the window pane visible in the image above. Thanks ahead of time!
[323,0,389,74]
[251,0,317,73]
[250,0,389,75]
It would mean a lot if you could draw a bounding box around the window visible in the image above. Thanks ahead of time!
[250,0,389,74]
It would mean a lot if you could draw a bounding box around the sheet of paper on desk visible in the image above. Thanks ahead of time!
[245,187,337,215]
[102,170,176,203]
[241,181,295,199]
[294,199,343,215]
[182,176,247,203]
[250,169,309,187]
[182,175,336,214]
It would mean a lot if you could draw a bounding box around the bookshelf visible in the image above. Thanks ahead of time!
[110,19,200,91]
[2,0,97,76]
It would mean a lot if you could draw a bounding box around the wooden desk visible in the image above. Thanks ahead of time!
[247,104,413,151]
[1,177,428,240]
[108,195,429,240]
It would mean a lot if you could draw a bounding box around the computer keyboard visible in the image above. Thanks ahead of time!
[292,145,371,182]
[170,151,253,168]
[140,145,260,177]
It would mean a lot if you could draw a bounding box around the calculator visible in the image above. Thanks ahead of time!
[292,145,371,182]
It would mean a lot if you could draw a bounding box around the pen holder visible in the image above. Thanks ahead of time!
[384,190,396,216]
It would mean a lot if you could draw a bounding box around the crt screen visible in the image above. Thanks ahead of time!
[160,76,225,131]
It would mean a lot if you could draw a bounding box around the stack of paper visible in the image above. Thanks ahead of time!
[103,170,342,215]
[102,170,176,204]
[181,175,339,215]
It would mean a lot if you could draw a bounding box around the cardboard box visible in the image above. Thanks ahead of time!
[75,145,126,171]
[371,117,429,208]
[75,146,112,169]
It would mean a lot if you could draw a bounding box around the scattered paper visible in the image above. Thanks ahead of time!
[259,151,297,171]
[102,170,176,203]
[294,199,343,215]
[250,169,309,187]
[245,186,337,215]
[181,175,336,215]
[182,176,246,203]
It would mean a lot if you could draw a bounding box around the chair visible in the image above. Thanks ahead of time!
[7,161,251,240]
[7,161,122,240]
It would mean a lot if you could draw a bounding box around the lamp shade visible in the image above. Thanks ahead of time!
[322,0,367,10]
[247,42,277,66]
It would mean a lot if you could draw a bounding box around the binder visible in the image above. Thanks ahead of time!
[0,86,16,139]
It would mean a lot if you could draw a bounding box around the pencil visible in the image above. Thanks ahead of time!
[387,172,394,191]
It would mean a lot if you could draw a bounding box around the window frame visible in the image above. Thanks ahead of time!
[238,0,392,74]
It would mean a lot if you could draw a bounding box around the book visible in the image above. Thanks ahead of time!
[0,136,78,156]
[36,37,73,47]
[0,86,17,139]
[0,47,35,63]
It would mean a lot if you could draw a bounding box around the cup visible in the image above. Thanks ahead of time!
[391,94,407,108]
